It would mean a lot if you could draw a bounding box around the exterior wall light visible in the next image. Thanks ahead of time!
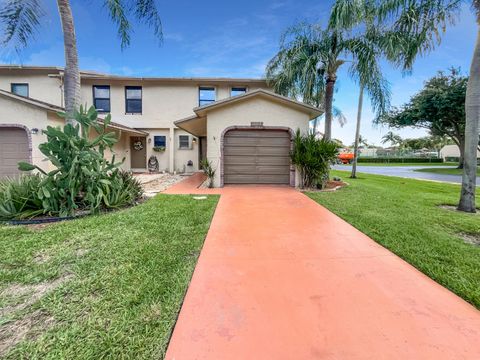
[31,128,39,134]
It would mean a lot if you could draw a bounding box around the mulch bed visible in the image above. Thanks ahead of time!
[302,180,348,192]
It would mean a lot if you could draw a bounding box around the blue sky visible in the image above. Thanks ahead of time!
[0,0,477,145]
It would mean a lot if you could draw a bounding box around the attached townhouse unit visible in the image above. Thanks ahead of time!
[0,65,322,187]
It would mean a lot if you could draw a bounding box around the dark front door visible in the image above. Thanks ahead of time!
[130,136,147,169]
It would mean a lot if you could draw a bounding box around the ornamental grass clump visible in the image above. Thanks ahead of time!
[0,106,143,220]
[290,130,339,189]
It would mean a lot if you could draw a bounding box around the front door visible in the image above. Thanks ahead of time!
[130,136,147,169]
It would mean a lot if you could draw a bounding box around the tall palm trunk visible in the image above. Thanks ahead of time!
[351,84,364,179]
[57,0,80,125]
[324,76,336,140]
[458,27,480,213]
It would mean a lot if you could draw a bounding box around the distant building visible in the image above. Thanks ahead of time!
[440,145,480,161]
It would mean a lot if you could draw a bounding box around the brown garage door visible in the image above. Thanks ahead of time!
[0,127,30,178]
[224,129,291,184]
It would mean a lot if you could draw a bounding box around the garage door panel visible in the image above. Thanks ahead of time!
[224,129,291,184]
[224,174,291,184]
[224,146,257,156]
[224,136,291,147]
[0,128,29,178]
[224,164,290,175]
[226,130,289,138]
[224,155,290,166]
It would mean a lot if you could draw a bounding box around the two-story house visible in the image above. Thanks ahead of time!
[0,65,321,187]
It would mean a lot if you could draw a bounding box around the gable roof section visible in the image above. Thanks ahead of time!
[0,89,148,136]
[193,89,323,119]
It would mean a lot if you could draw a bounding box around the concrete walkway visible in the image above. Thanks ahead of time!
[164,174,480,359]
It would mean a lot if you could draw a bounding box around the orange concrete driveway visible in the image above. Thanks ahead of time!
[165,178,480,359]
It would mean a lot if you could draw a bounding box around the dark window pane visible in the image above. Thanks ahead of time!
[231,87,246,96]
[94,86,110,98]
[179,135,190,149]
[94,99,110,112]
[126,87,142,99]
[126,99,142,113]
[93,85,110,112]
[125,86,142,113]
[154,136,166,147]
[11,83,28,97]
[199,87,215,106]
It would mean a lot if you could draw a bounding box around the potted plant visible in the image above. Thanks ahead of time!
[153,146,166,152]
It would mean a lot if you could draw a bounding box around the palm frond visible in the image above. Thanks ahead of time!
[104,0,163,49]
[104,0,131,49]
[0,0,45,52]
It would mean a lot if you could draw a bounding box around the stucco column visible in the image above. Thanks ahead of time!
[169,127,175,173]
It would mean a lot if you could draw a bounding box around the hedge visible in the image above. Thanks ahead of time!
[357,157,444,163]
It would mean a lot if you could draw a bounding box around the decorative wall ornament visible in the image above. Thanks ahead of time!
[133,140,144,151]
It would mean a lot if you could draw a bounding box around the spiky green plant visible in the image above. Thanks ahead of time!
[290,130,339,189]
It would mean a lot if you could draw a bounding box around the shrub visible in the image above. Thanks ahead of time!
[0,175,45,220]
[200,159,216,188]
[0,106,145,221]
[17,105,123,216]
[357,157,443,163]
[101,170,143,209]
[290,130,339,189]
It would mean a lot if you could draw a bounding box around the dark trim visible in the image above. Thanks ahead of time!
[92,85,110,113]
[125,86,142,114]
[219,126,295,187]
[10,83,29,97]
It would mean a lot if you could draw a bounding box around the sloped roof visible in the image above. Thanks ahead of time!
[0,65,267,84]
[0,89,148,136]
[193,89,323,119]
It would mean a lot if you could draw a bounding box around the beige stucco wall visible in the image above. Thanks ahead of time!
[205,96,311,187]
[0,69,271,173]
[0,69,63,106]
[0,96,133,174]
[79,79,268,129]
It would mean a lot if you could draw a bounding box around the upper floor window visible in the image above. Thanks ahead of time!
[231,87,247,97]
[179,135,190,149]
[93,85,110,112]
[11,83,29,97]
[199,87,215,106]
[125,86,142,114]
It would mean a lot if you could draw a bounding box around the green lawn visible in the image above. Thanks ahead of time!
[0,194,218,359]
[414,167,480,176]
[308,171,480,308]
[351,162,458,167]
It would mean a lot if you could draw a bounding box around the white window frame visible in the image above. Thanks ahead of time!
[179,135,191,149]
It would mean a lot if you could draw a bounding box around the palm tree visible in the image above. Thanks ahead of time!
[327,1,391,178]
[266,23,346,138]
[266,22,389,142]
[0,0,163,124]
[381,131,403,147]
[364,0,480,212]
